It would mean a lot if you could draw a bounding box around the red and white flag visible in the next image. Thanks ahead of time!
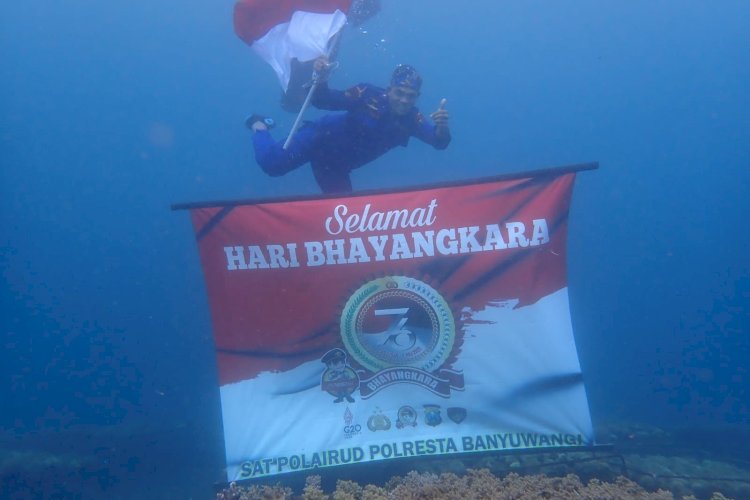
[234,0,351,91]
[182,165,597,480]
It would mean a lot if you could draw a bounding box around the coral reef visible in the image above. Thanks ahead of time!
[216,480,292,500]
[215,469,677,500]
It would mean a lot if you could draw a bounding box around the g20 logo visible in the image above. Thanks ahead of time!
[344,424,362,438]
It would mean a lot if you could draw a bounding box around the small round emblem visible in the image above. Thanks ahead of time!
[341,276,455,373]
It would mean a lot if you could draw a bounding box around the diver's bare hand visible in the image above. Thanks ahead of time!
[431,98,450,131]
[314,57,333,80]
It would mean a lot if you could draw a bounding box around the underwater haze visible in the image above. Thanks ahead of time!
[2,0,748,498]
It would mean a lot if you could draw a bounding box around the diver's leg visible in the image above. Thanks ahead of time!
[311,163,353,193]
[252,125,317,177]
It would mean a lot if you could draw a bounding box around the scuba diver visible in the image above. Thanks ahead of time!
[248,59,451,193]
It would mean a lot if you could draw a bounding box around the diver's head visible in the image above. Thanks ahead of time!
[348,0,381,26]
[388,64,422,116]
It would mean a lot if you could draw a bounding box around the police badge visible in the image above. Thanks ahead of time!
[423,404,442,427]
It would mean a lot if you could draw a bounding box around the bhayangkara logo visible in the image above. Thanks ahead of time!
[341,277,464,398]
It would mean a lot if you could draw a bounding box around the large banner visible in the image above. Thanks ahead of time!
[184,165,596,481]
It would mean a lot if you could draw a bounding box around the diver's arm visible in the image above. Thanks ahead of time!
[312,81,360,111]
[310,56,359,111]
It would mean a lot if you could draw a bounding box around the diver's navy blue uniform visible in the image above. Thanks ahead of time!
[253,82,451,193]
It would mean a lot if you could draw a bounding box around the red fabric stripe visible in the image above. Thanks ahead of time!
[233,0,352,46]
[191,175,575,385]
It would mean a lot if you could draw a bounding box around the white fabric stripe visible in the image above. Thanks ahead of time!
[252,10,347,91]
[221,288,594,481]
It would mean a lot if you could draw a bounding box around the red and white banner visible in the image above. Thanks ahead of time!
[234,0,350,90]
[186,167,595,480]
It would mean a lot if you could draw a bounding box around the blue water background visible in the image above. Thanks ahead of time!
[2,0,748,497]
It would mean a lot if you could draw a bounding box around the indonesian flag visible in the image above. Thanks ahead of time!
[234,0,351,91]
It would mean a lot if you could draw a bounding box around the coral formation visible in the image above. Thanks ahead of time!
[216,480,292,500]
[215,469,678,500]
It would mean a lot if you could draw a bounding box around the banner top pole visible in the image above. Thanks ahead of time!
[171,161,598,211]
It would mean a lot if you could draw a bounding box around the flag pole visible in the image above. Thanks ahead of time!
[282,79,320,150]
[283,30,342,150]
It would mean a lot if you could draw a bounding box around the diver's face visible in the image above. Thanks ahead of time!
[387,85,420,115]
